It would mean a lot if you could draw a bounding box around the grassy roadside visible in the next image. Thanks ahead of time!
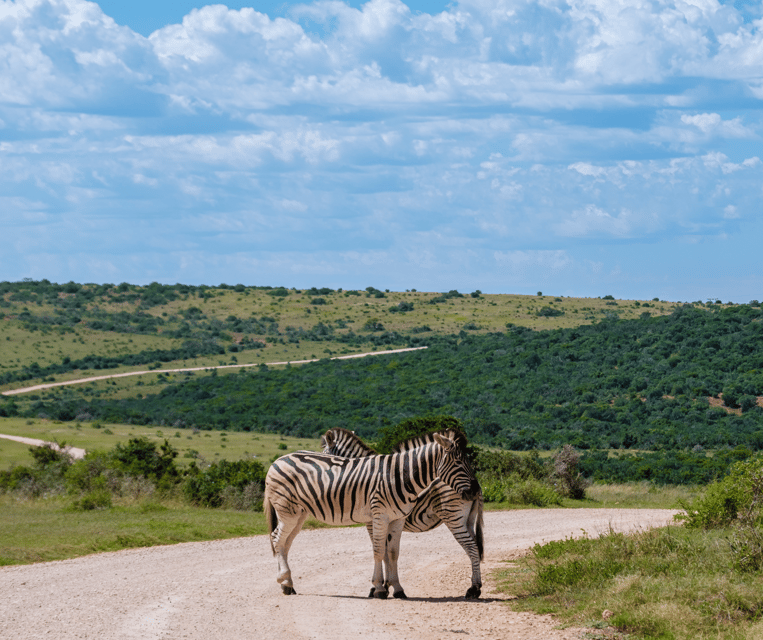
[495,525,763,640]
[0,495,268,566]
[0,479,689,569]
[496,455,763,640]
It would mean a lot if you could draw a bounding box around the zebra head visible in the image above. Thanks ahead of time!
[432,432,480,502]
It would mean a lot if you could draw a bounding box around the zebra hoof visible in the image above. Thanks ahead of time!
[368,588,376,598]
[393,590,408,599]
[281,585,297,595]
[465,586,481,599]
[373,589,389,599]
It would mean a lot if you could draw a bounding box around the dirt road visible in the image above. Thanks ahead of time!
[0,434,86,459]
[0,509,676,639]
[0,347,428,396]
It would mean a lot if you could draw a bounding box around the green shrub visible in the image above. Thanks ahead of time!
[65,451,111,494]
[110,437,180,490]
[481,473,562,507]
[0,443,73,497]
[472,448,546,480]
[375,415,464,455]
[183,459,266,509]
[678,453,763,529]
[69,488,112,511]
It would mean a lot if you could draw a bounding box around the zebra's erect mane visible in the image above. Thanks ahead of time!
[322,427,378,454]
[323,427,469,455]
[392,428,469,453]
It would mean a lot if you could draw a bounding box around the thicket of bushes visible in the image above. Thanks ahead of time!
[0,437,267,512]
[677,452,763,573]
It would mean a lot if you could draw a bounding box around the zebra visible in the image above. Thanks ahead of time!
[321,427,484,599]
[264,431,479,599]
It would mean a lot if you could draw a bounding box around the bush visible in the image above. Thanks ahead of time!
[375,415,465,454]
[482,474,561,507]
[678,453,763,529]
[69,489,112,511]
[0,443,73,498]
[110,437,180,490]
[183,459,266,509]
[65,451,111,494]
[550,445,589,499]
[472,448,546,481]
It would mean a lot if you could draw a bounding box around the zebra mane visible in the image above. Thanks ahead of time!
[321,428,377,455]
[392,428,469,453]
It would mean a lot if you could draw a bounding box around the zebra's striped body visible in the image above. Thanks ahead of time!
[322,428,484,599]
[265,432,478,598]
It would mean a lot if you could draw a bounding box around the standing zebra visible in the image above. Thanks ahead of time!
[264,431,479,599]
[322,427,484,599]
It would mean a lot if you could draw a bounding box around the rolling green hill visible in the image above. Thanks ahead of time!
[1,280,678,393]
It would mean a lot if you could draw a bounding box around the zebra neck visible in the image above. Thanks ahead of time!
[414,477,442,501]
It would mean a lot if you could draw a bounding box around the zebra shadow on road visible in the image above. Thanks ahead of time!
[313,594,507,604]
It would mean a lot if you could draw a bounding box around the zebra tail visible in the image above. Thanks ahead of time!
[475,494,485,562]
[264,495,277,556]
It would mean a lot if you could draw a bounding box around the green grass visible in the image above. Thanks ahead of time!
[0,494,268,566]
[0,417,321,470]
[496,525,763,640]
[564,482,703,510]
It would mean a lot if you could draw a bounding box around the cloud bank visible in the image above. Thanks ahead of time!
[1,0,762,300]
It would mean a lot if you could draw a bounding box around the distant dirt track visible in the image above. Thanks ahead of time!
[0,509,677,640]
[0,434,86,459]
[0,346,428,396]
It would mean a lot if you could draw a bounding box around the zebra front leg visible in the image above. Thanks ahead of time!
[271,509,308,595]
[370,513,392,599]
[363,523,384,598]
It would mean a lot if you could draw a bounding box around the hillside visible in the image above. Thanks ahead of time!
[1,280,679,394]
[3,283,762,472]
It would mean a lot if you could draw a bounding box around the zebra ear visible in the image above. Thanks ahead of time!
[433,432,455,451]
[321,430,335,450]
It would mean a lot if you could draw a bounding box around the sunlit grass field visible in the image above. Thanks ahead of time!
[0,417,321,470]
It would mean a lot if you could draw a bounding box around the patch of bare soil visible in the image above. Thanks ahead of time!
[0,509,676,640]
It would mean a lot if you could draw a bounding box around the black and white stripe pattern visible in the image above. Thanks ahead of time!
[264,431,479,598]
[322,428,484,599]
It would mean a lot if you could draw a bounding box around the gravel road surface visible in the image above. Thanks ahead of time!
[0,509,677,639]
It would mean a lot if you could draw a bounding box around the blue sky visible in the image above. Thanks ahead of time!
[1,0,762,302]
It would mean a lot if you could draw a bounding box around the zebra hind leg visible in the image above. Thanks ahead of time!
[272,510,308,595]
[465,585,481,599]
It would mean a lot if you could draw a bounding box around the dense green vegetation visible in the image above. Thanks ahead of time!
[500,454,763,640]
